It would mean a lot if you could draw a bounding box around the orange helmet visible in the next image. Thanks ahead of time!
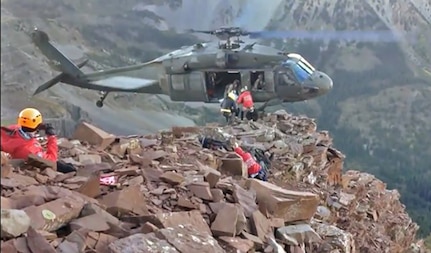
[17,108,43,130]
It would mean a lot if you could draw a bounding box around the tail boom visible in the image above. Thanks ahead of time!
[33,59,89,95]
[30,28,163,105]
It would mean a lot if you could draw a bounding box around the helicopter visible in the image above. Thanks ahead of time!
[30,26,397,108]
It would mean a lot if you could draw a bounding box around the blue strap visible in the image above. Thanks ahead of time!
[17,128,32,140]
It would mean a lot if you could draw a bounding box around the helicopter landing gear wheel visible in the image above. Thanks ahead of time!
[96,100,104,108]
[96,91,108,108]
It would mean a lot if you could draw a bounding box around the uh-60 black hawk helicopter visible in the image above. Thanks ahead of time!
[30,26,333,109]
[30,26,396,108]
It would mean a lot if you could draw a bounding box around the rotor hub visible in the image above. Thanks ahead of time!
[188,27,250,41]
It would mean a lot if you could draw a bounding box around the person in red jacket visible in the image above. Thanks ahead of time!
[236,86,256,121]
[1,108,58,162]
[233,142,267,181]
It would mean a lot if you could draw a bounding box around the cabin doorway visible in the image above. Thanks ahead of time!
[205,71,241,101]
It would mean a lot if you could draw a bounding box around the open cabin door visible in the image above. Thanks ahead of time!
[168,72,207,102]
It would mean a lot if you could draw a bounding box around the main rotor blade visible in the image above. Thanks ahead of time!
[187,29,215,35]
[248,30,401,42]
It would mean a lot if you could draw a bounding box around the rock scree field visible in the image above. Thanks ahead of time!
[1,110,427,253]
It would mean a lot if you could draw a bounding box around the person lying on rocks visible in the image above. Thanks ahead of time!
[233,142,267,181]
[0,108,75,173]
[198,136,231,151]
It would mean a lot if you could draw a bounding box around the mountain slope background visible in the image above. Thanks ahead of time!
[1,0,430,236]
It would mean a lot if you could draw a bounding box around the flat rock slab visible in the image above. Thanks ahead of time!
[108,232,179,253]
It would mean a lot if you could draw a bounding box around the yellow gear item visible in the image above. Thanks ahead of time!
[228,92,236,100]
[17,108,42,129]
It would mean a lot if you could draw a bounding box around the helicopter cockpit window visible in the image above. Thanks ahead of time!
[277,60,296,86]
[298,57,315,72]
[280,59,313,84]
[293,61,313,82]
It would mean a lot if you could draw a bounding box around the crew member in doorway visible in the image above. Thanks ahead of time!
[1,108,75,173]
[224,79,240,98]
[253,74,265,90]
[209,72,217,87]
[220,92,238,124]
[236,86,255,121]
[207,72,217,99]
[233,142,267,181]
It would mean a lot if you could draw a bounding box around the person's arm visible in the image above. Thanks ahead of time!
[253,79,260,90]
[234,146,245,157]
[43,135,58,161]
[41,124,58,162]
[232,100,238,112]
[225,84,232,95]
[25,137,57,162]
[237,93,244,104]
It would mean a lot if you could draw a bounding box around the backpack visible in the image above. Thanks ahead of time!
[247,147,273,168]
[198,136,230,151]
[245,110,259,121]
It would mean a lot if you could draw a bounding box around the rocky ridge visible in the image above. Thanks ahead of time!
[2,0,431,239]
[1,110,427,253]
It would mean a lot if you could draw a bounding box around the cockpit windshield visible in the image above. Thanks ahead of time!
[282,57,315,83]
[297,59,314,74]
[292,62,311,82]
[287,53,316,70]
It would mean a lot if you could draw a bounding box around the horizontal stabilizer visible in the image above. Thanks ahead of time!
[33,59,89,96]
[33,73,64,95]
[91,76,161,93]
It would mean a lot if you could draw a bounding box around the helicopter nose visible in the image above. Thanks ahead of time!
[314,71,333,93]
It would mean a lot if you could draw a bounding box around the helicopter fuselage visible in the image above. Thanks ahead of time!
[150,40,333,103]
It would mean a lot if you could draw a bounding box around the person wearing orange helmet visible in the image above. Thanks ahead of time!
[1,108,58,162]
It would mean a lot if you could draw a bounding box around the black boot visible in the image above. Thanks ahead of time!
[56,161,77,173]
[251,111,259,121]
[245,111,252,120]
